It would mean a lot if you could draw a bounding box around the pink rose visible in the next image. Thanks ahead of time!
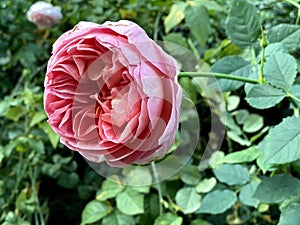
[44,20,182,167]
[27,1,62,28]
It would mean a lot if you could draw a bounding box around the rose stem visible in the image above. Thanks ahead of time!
[179,71,259,84]
[151,161,163,214]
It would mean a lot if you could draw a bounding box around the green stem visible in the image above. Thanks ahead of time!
[187,38,201,61]
[286,92,300,117]
[30,165,45,225]
[297,8,300,25]
[285,0,300,9]
[287,92,300,103]
[259,45,265,83]
[1,153,28,216]
[258,28,268,83]
[179,71,259,84]
[153,10,162,42]
[151,162,163,215]
[250,126,269,143]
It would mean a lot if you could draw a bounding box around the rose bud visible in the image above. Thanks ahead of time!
[27,1,62,28]
[44,20,182,167]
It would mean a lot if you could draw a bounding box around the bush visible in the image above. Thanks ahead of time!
[1,0,300,224]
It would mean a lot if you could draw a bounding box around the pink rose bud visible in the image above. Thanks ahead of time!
[27,1,62,28]
[44,20,182,167]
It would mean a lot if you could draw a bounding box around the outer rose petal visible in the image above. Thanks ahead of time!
[44,20,182,167]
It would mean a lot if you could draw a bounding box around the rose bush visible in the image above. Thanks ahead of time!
[27,1,63,28]
[44,20,182,167]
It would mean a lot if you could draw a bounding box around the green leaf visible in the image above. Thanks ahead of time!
[239,181,260,208]
[2,212,19,225]
[246,84,285,109]
[222,147,259,164]
[209,56,252,91]
[213,164,250,186]
[16,47,37,69]
[162,33,189,59]
[19,221,31,225]
[81,200,111,225]
[179,77,198,103]
[29,111,47,127]
[116,188,144,215]
[28,139,45,154]
[195,0,224,12]
[163,33,188,49]
[190,219,212,225]
[267,24,300,52]
[63,160,77,172]
[199,190,237,214]
[278,203,300,225]
[139,194,160,225]
[5,106,27,122]
[290,85,300,108]
[57,172,79,189]
[253,174,300,203]
[130,185,150,194]
[0,97,15,116]
[242,114,264,133]
[39,122,60,148]
[264,52,297,90]
[227,95,240,111]
[260,116,300,165]
[16,191,36,214]
[96,178,124,201]
[196,177,217,193]
[155,155,182,180]
[123,166,152,186]
[220,112,242,135]
[263,43,287,59]
[179,164,201,185]
[53,154,72,165]
[185,2,212,46]
[77,185,94,200]
[280,193,300,211]
[227,131,251,146]
[42,163,61,178]
[154,213,183,225]
[225,0,261,48]
[0,150,4,165]
[208,151,225,169]
[15,136,29,152]
[234,109,250,125]
[102,210,135,225]
[175,187,201,214]
[256,151,273,174]
[164,2,187,33]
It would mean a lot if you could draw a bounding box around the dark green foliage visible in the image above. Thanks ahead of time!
[1,0,300,224]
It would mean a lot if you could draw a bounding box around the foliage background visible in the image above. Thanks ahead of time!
[1,0,300,224]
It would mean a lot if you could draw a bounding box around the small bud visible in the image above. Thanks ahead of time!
[27,1,63,28]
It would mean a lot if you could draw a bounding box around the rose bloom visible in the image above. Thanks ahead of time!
[27,1,62,28]
[44,20,182,167]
